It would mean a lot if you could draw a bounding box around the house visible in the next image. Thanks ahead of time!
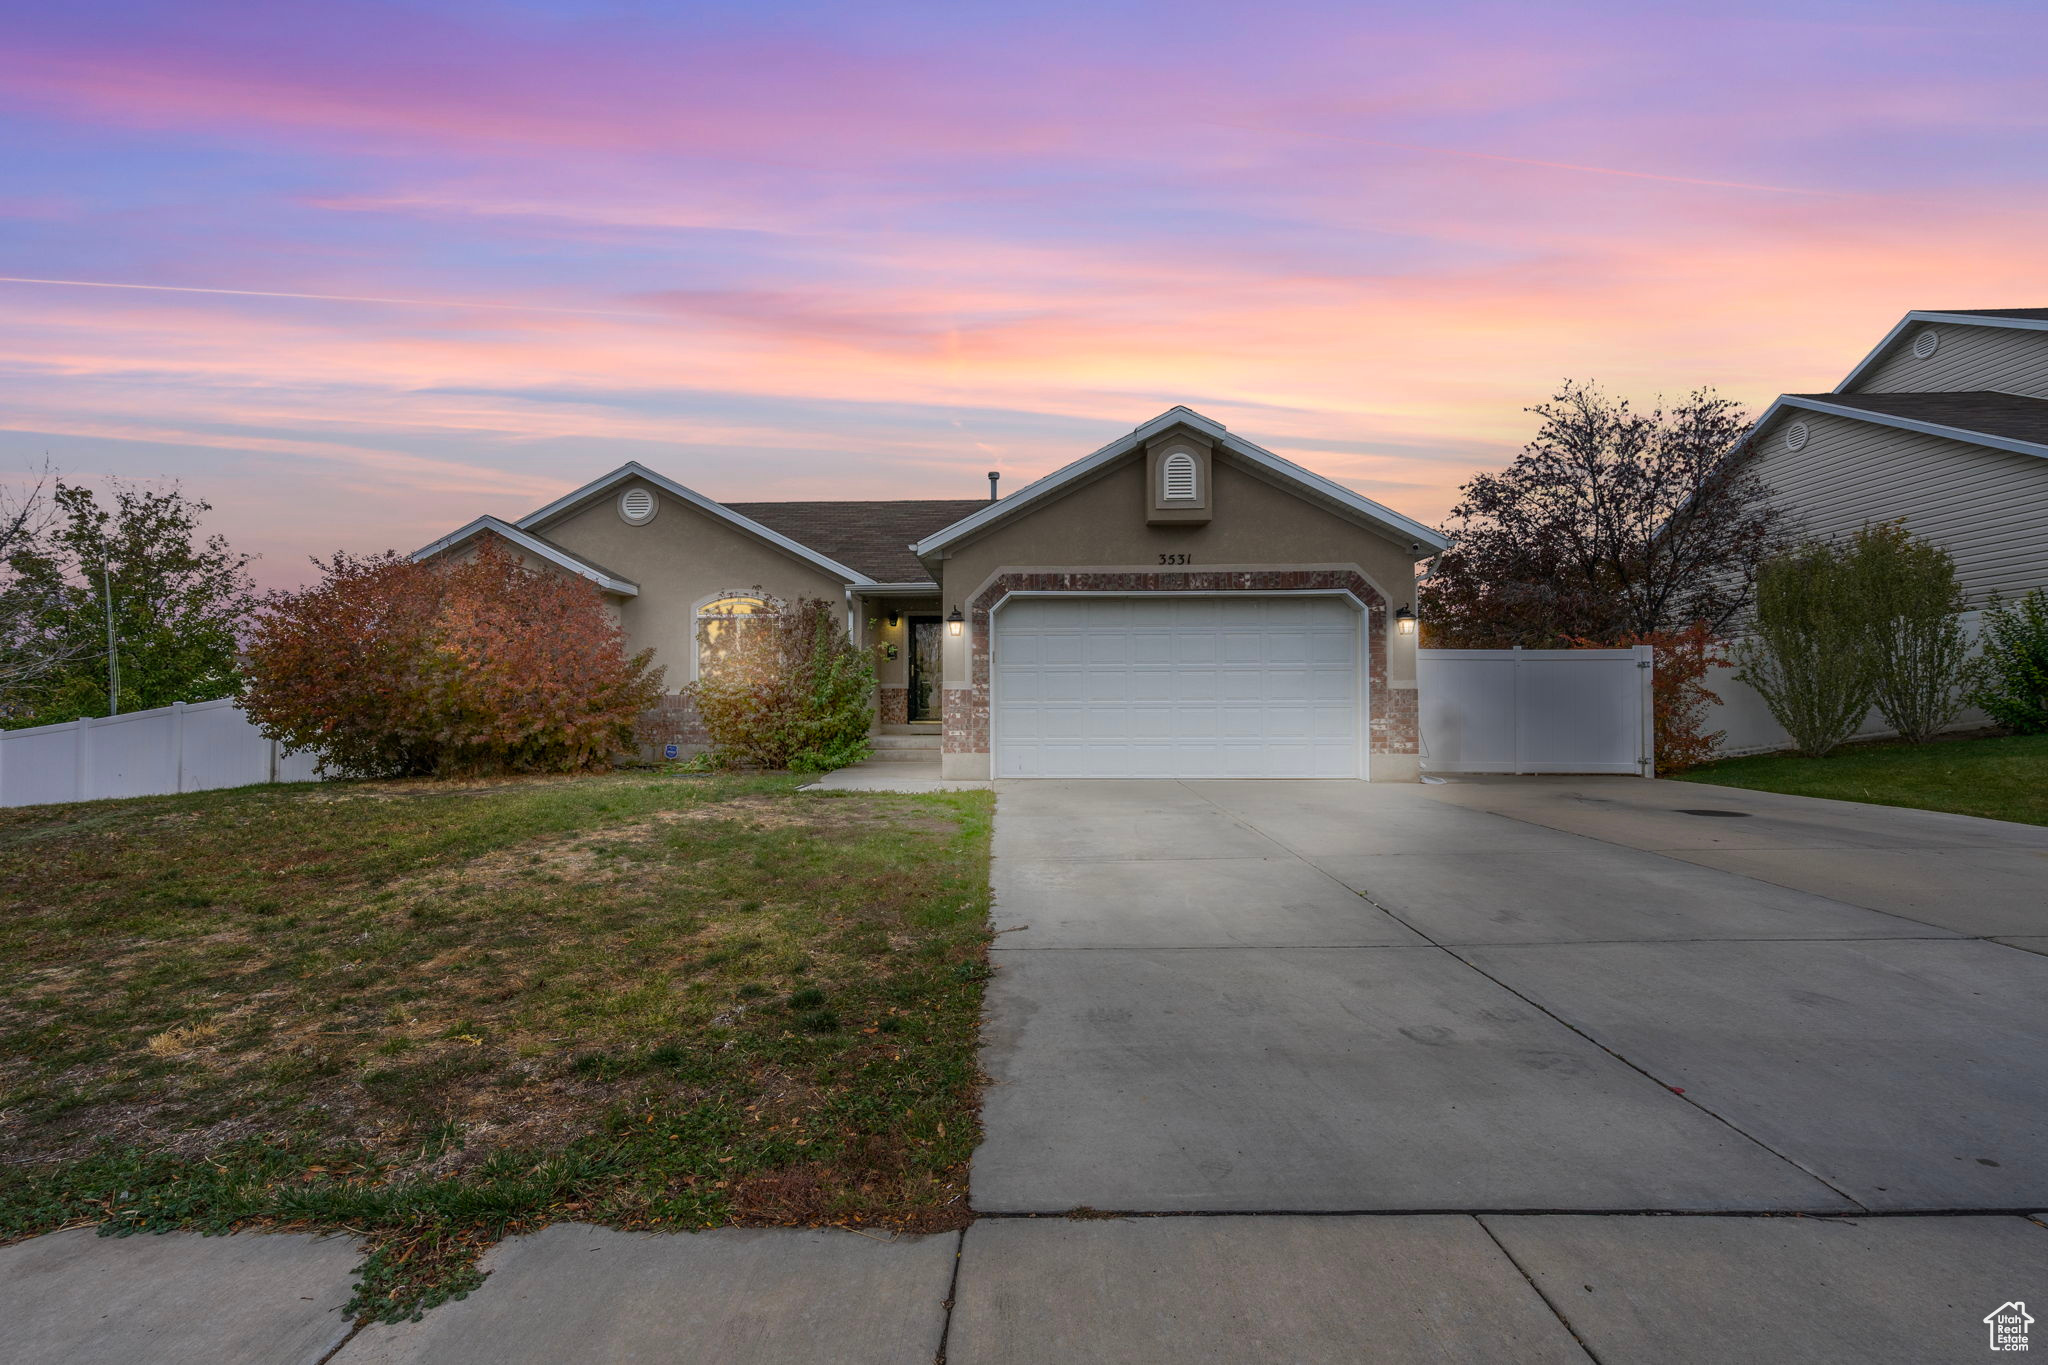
[1710,307,2048,752]
[415,406,1447,780]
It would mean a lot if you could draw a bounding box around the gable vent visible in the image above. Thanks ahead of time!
[1783,421,1810,452]
[619,487,657,523]
[1161,451,1199,501]
[1911,329,1940,359]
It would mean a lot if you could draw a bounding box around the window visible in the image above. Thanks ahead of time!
[696,594,773,678]
[1161,451,1198,501]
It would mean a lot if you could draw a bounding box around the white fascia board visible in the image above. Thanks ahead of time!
[515,461,875,585]
[411,516,642,595]
[1760,395,2048,463]
[911,406,1448,558]
[855,580,942,594]
[1834,310,2048,393]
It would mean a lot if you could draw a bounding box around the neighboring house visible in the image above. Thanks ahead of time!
[416,406,1447,780]
[1710,307,2048,752]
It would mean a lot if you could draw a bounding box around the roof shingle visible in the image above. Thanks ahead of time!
[1789,390,2048,449]
[723,499,989,582]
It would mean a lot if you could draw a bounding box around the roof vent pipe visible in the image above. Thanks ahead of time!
[987,470,1001,502]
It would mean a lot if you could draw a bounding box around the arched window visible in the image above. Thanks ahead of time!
[1161,451,1198,501]
[696,594,774,678]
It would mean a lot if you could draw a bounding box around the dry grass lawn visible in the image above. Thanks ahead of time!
[0,770,993,1320]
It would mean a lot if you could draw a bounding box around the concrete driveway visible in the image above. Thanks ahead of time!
[976,775,2048,1214]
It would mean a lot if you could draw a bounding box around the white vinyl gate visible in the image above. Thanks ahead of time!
[1417,647,1655,776]
[992,594,1363,778]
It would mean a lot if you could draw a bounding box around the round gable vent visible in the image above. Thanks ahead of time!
[1783,421,1810,452]
[1911,329,1940,359]
[619,487,657,524]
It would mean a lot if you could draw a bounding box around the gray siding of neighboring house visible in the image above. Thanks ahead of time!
[1708,406,2048,754]
[1848,322,2048,398]
[1748,407,2048,607]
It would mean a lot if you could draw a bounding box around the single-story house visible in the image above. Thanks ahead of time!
[416,406,1447,780]
[1710,306,2048,751]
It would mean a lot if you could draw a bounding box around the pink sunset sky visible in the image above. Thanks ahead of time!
[3,0,2044,587]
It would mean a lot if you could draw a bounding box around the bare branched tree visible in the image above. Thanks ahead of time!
[0,465,96,715]
[1421,382,1787,647]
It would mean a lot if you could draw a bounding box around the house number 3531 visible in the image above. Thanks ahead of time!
[1157,553,1193,565]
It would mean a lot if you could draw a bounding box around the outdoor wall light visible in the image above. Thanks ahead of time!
[1395,606,1417,636]
[947,607,964,637]
[886,609,900,628]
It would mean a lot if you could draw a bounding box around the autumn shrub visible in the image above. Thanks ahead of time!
[690,597,876,772]
[241,543,664,777]
[1970,588,2048,734]
[1569,623,1729,773]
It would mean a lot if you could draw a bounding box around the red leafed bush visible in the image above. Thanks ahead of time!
[241,542,664,777]
[1570,622,1730,773]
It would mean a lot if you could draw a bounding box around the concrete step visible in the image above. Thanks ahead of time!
[880,723,943,736]
[872,733,941,751]
[861,748,943,763]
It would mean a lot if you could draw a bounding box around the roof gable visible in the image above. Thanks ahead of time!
[1757,392,2048,463]
[410,516,641,595]
[1836,307,2048,392]
[911,406,1448,560]
[515,462,875,584]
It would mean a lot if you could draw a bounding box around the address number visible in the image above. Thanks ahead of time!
[1157,553,1194,565]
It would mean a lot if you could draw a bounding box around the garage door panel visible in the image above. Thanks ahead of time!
[995,596,1361,779]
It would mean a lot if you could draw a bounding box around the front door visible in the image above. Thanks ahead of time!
[908,616,943,721]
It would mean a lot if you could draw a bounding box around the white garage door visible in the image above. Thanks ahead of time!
[992,595,1362,778]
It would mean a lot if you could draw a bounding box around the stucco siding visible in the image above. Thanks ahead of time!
[934,452,1424,683]
[1751,408,2048,606]
[536,479,849,686]
[1848,322,2048,398]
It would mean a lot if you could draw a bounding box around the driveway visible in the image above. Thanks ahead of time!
[976,776,2048,1213]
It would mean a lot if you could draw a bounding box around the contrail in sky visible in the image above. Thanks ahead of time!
[0,276,663,317]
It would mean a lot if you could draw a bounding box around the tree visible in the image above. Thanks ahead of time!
[690,596,877,772]
[1422,383,1785,647]
[0,466,99,720]
[240,542,664,777]
[1854,522,1969,742]
[1969,589,2048,735]
[1733,540,1879,757]
[3,478,256,726]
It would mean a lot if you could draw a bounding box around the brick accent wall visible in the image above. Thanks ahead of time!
[878,685,909,726]
[952,570,1412,758]
[942,684,984,757]
[635,690,709,760]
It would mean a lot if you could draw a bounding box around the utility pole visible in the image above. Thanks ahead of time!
[103,564,119,716]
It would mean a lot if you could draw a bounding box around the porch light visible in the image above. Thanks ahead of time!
[886,609,899,628]
[947,606,964,637]
[1395,606,1417,636]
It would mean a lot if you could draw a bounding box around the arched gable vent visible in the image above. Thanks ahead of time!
[1161,451,1199,500]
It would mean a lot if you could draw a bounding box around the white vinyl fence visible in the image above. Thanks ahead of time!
[1418,646,1655,776]
[0,698,322,808]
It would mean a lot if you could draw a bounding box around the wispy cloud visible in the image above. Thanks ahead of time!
[0,277,662,319]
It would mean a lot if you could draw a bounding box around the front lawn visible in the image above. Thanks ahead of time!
[0,771,993,1320]
[1674,732,2048,827]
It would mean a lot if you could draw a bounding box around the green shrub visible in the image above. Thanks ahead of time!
[1855,522,1969,742]
[1970,589,2048,734]
[689,597,877,772]
[1734,540,1877,757]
